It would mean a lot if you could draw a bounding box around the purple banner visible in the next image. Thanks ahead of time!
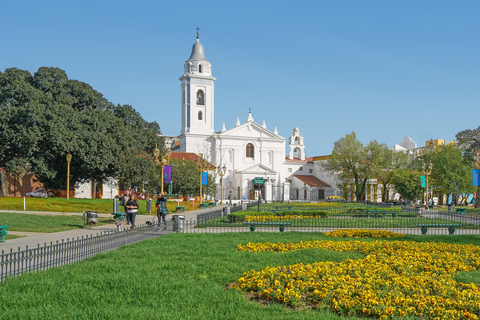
[164,165,172,184]
[473,169,479,186]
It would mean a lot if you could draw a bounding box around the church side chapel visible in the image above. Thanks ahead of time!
[171,30,338,202]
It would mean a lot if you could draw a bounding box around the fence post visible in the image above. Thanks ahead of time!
[23,196,26,211]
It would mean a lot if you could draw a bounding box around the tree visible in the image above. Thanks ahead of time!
[369,144,409,202]
[456,125,480,208]
[391,168,423,202]
[0,67,163,193]
[427,144,476,205]
[324,132,364,201]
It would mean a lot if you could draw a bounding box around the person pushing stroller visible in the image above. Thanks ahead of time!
[155,192,169,230]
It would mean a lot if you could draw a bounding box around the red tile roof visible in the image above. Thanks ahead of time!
[170,152,215,169]
[293,175,331,188]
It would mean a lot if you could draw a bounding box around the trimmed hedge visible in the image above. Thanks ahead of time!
[228,210,329,223]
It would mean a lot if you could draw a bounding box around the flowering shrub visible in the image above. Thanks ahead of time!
[324,229,405,238]
[233,240,480,319]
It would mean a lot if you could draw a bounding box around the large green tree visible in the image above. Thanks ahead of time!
[425,144,476,205]
[456,125,480,208]
[0,67,163,194]
[391,168,423,202]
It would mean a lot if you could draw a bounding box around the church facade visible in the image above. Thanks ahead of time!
[173,32,338,202]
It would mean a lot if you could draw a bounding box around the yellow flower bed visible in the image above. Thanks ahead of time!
[324,229,405,238]
[233,240,480,319]
[245,215,324,222]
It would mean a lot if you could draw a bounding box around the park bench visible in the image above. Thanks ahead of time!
[175,206,186,212]
[0,225,10,243]
[244,222,291,232]
[208,202,216,208]
[455,208,466,214]
[199,203,209,209]
[364,210,397,218]
[416,224,462,235]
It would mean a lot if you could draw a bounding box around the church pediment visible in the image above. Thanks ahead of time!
[235,163,277,175]
[218,122,283,140]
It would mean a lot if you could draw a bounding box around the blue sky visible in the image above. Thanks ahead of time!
[1,1,479,156]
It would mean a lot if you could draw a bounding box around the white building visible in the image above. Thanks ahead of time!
[175,31,337,202]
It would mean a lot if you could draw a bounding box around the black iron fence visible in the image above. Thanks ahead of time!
[182,204,480,236]
[0,223,168,283]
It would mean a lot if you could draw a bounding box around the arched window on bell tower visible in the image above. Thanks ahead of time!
[198,111,203,120]
[196,90,204,105]
[198,64,203,73]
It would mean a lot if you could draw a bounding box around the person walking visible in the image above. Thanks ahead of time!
[125,193,139,229]
[155,192,169,230]
[120,190,131,225]
[227,191,233,206]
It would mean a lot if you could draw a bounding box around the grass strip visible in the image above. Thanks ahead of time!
[0,212,112,233]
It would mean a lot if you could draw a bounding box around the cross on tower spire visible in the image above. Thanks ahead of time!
[195,26,201,40]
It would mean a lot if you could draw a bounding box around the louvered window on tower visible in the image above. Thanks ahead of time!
[196,90,204,105]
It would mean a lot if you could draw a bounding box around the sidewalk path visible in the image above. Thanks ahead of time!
[0,204,227,252]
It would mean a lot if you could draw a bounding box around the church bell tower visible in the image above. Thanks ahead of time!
[179,27,216,136]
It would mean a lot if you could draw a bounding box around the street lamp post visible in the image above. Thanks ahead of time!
[422,162,433,206]
[154,144,171,194]
[195,153,205,202]
[66,153,72,200]
[218,165,227,203]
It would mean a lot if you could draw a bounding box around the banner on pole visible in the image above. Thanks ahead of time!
[202,172,208,185]
[473,169,479,186]
[420,175,426,188]
[164,166,172,184]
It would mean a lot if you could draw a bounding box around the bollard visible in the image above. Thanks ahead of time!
[113,198,120,213]
[173,215,185,233]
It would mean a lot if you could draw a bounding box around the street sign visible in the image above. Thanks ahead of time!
[253,177,265,185]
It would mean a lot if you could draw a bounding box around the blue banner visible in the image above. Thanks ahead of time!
[473,169,479,186]
[420,175,426,188]
[202,172,208,185]
[164,166,172,184]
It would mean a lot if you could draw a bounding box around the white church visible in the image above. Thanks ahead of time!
[171,31,339,202]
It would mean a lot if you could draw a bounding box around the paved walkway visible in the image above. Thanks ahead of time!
[0,204,227,252]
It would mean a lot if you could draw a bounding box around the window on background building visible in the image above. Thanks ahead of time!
[299,167,303,171]
[246,143,254,158]
[198,111,203,120]
[268,151,273,164]
[196,90,204,105]
[199,64,203,73]
[288,168,292,173]
[228,150,233,163]
[309,169,313,173]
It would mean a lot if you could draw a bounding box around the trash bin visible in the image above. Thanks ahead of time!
[242,203,247,211]
[83,211,98,227]
[173,215,185,233]
[113,199,120,213]
[223,206,230,216]
[147,199,152,213]
[448,204,453,213]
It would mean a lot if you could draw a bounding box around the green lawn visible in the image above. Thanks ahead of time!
[1,197,195,214]
[0,232,479,319]
[0,212,113,233]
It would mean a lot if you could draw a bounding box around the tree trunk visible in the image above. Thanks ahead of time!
[476,185,480,208]
[0,170,7,196]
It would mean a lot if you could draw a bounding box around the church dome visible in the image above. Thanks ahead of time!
[188,40,206,61]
